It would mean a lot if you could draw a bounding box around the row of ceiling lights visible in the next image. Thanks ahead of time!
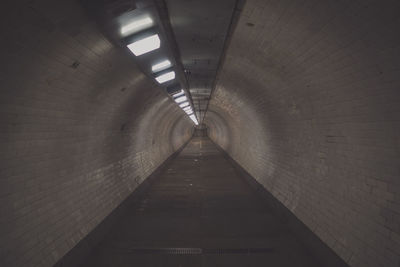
[122,16,199,125]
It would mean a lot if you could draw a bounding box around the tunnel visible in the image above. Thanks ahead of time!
[1,0,400,266]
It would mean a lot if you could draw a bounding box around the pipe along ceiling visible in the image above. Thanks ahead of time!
[1,0,400,267]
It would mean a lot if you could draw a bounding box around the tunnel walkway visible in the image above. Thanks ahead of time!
[81,137,319,267]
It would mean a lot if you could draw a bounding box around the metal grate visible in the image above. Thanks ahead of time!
[126,247,273,255]
[129,248,202,255]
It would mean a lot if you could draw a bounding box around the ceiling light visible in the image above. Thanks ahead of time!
[155,71,175,84]
[152,60,172,72]
[179,102,189,108]
[121,17,153,35]
[189,114,199,125]
[185,110,193,115]
[183,106,191,111]
[172,90,184,98]
[174,95,187,103]
[127,34,160,56]
[167,85,182,95]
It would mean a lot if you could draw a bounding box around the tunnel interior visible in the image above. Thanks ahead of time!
[1,0,400,267]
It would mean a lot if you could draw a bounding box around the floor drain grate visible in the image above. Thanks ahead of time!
[129,248,202,255]
[126,247,273,255]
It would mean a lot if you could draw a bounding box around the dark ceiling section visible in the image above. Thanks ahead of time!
[166,0,237,122]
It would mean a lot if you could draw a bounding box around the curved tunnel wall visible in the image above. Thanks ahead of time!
[0,1,193,266]
[1,1,400,267]
[206,1,400,267]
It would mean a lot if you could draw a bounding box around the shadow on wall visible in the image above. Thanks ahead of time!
[205,70,279,204]
[205,110,231,151]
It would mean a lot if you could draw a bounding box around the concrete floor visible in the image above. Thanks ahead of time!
[82,137,320,266]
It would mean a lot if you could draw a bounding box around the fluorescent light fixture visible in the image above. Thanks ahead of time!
[152,60,171,72]
[179,101,189,108]
[189,114,199,125]
[155,71,175,84]
[174,95,187,103]
[127,34,160,56]
[185,110,193,115]
[172,90,184,98]
[121,17,153,35]
[182,106,191,112]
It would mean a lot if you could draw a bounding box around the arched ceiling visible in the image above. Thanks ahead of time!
[1,0,400,267]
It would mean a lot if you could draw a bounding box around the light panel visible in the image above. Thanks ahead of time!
[189,114,199,125]
[174,95,187,103]
[152,60,171,72]
[127,34,160,56]
[179,101,189,108]
[121,17,153,35]
[155,71,175,84]
[183,106,191,112]
[172,90,184,98]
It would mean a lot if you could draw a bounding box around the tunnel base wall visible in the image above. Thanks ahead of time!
[211,140,349,267]
[53,139,191,267]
